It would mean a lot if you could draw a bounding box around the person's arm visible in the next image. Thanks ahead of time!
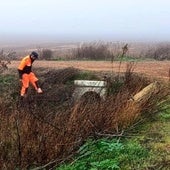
[18,58,27,80]
[18,69,23,80]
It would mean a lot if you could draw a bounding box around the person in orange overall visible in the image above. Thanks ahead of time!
[18,51,43,99]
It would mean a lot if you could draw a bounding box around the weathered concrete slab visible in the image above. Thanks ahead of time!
[73,80,107,101]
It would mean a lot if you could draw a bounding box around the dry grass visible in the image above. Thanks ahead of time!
[0,67,169,169]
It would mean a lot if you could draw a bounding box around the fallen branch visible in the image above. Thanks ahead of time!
[32,153,74,170]
[95,130,124,138]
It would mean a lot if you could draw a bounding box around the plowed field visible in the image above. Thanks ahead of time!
[10,60,170,81]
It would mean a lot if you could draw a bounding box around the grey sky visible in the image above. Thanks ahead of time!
[0,0,170,43]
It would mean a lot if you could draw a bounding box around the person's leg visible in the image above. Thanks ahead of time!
[29,72,43,93]
[35,81,43,93]
[20,74,29,97]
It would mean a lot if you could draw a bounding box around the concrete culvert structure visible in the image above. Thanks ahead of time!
[73,80,107,103]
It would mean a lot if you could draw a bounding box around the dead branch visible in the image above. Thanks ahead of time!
[0,60,11,70]
[95,130,124,138]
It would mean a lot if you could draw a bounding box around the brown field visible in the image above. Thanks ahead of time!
[9,60,170,81]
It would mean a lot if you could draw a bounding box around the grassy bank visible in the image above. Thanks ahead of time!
[57,98,170,170]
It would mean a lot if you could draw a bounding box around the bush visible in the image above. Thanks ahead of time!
[145,43,170,60]
[41,49,53,60]
[72,42,114,60]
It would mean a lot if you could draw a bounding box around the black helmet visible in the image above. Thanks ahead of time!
[31,51,38,58]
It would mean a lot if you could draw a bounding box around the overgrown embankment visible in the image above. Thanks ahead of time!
[58,103,170,170]
[0,67,169,169]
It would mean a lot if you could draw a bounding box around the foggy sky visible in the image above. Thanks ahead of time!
[0,0,170,45]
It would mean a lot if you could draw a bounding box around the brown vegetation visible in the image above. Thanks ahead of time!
[0,60,11,70]
[0,66,169,169]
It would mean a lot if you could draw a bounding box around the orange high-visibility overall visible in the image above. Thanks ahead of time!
[18,55,38,96]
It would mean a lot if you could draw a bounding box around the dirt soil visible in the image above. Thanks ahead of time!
[10,60,170,81]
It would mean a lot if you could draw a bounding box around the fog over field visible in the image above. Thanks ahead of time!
[0,33,168,54]
[0,32,169,47]
[0,0,170,54]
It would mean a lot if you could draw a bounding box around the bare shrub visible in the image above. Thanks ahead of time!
[0,49,13,72]
[0,49,17,60]
[0,60,11,70]
[123,62,151,95]
[145,43,170,60]
[122,43,128,56]
[39,49,53,60]
[72,42,114,60]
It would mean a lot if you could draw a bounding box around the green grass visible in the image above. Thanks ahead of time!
[57,138,152,170]
[0,74,19,112]
[0,74,18,97]
[159,103,170,121]
[57,100,170,170]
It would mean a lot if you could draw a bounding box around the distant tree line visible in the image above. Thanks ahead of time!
[1,42,170,61]
[71,42,115,60]
[144,43,170,60]
[71,42,170,61]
